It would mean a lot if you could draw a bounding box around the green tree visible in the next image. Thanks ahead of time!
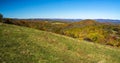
[0,13,3,22]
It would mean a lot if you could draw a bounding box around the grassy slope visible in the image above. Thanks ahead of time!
[0,23,120,63]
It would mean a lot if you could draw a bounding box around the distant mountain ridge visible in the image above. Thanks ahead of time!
[7,18,120,24]
[95,19,120,24]
[50,19,120,23]
[35,19,120,24]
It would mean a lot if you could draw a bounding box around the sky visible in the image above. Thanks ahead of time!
[0,0,120,19]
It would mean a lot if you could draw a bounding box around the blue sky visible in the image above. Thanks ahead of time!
[0,0,119,19]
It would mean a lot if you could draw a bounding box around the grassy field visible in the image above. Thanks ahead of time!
[0,23,120,63]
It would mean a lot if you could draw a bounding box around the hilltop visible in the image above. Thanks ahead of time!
[69,19,100,27]
[0,23,120,63]
[62,19,120,46]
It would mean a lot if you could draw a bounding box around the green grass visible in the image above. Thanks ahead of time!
[0,23,120,63]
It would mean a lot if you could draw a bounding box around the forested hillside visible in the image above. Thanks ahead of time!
[3,19,120,47]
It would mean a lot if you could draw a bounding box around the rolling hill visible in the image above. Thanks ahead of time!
[62,20,120,46]
[0,23,120,63]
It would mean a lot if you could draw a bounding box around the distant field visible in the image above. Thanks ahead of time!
[0,23,120,63]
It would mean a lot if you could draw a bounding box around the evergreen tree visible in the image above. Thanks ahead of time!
[0,13,3,22]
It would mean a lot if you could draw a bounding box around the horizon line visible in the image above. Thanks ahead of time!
[4,17,120,20]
